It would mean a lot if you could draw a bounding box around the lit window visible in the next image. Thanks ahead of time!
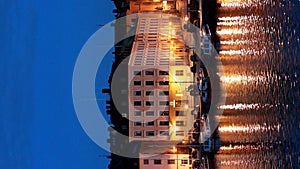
[145,81,154,86]
[159,121,169,126]
[168,159,175,164]
[154,159,161,165]
[146,131,155,136]
[181,160,188,164]
[146,111,154,116]
[134,131,142,136]
[134,81,141,86]
[175,70,184,76]
[176,121,185,126]
[176,111,185,116]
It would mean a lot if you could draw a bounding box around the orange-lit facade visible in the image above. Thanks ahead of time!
[128,13,194,142]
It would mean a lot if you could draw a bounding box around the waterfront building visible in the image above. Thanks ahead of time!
[139,141,191,169]
[128,12,194,142]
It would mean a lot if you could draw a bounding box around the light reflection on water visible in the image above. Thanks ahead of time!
[219,123,281,133]
[215,0,300,168]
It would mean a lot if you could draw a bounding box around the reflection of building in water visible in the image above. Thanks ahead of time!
[128,13,194,142]
[139,141,190,169]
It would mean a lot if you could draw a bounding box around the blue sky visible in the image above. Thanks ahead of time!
[1,0,115,168]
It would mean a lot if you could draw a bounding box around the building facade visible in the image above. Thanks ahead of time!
[128,12,194,142]
[139,141,192,169]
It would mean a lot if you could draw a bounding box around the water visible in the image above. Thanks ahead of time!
[214,0,300,168]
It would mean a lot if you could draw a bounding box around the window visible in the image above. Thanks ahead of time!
[168,159,175,164]
[146,111,154,116]
[134,111,141,116]
[145,70,154,75]
[159,101,169,106]
[134,101,142,106]
[176,131,184,136]
[176,111,185,116]
[181,160,188,164]
[134,121,142,126]
[159,91,169,96]
[145,81,154,86]
[159,121,169,126]
[175,100,188,107]
[134,71,141,76]
[154,159,161,165]
[145,91,154,96]
[134,131,142,136]
[160,111,169,116]
[159,81,169,85]
[146,121,154,126]
[175,70,184,76]
[134,91,141,96]
[134,81,141,86]
[144,159,149,164]
[146,131,155,136]
[176,121,185,126]
[159,71,169,75]
[145,101,154,106]
[159,131,169,136]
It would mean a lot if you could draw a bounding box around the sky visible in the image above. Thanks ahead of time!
[0,0,115,169]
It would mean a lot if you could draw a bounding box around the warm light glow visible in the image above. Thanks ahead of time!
[219,0,257,8]
[184,104,189,110]
[184,15,189,22]
[172,125,178,132]
[220,40,255,45]
[217,28,249,35]
[220,75,266,84]
[219,103,272,110]
[169,50,174,55]
[219,123,281,133]
[175,93,183,97]
[172,146,177,152]
[171,29,176,36]
[219,49,265,55]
